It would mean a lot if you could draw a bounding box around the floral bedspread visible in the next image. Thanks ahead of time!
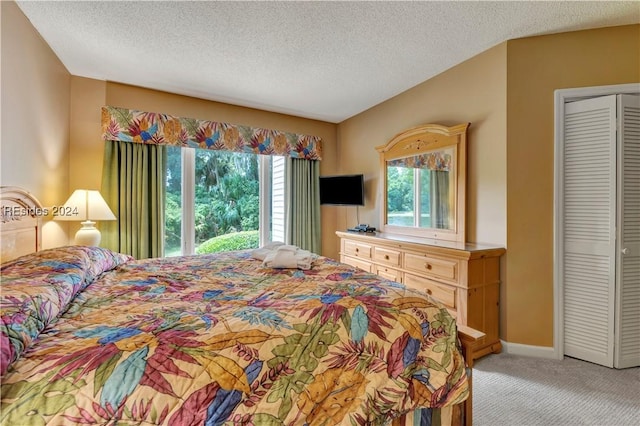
[0,246,468,425]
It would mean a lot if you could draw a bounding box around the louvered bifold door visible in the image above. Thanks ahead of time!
[562,95,617,367]
[615,94,640,369]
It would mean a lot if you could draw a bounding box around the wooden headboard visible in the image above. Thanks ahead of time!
[0,186,44,263]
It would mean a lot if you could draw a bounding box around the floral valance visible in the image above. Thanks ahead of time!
[387,152,451,171]
[101,106,322,160]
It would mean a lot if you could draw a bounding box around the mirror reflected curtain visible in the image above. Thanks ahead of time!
[431,170,450,229]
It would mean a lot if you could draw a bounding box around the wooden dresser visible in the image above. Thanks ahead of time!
[336,230,505,361]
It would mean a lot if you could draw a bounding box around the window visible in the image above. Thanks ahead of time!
[386,166,434,228]
[165,147,285,256]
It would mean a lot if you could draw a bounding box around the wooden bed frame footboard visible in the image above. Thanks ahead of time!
[457,324,486,426]
[392,324,485,426]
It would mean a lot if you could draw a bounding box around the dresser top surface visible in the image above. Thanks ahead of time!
[336,230,505,254]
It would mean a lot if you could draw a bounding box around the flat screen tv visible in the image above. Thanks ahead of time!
[319,174,364,206]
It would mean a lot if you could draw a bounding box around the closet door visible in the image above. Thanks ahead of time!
[615,94,640,368]
[562,95,617,367]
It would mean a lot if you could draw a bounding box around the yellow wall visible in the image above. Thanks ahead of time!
[504,24,640,346]
[69,78,107,191]
[336,43,508,248]
[0,1,71,248]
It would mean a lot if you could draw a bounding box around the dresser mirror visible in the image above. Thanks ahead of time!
[376,123,469,242]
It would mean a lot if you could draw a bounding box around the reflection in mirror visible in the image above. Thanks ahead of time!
[386,148,455,230]
[376,123,468,242]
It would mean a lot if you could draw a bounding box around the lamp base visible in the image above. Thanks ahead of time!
[75,220,101,246]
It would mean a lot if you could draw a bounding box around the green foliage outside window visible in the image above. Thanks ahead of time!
[195,230,260,254]
[387,166,414,213]
[165,148,261,256]
[386,166,432,227]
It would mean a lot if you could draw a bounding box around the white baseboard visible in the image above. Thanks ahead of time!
[501,340,559,359]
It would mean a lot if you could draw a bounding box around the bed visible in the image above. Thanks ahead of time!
[0,186,482,426]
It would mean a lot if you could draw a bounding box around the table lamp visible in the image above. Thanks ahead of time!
[56,189,116,246]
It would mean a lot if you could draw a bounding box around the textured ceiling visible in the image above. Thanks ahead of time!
[16,1,640,123]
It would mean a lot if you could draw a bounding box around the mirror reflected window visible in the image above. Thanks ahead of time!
[386,164,415,226]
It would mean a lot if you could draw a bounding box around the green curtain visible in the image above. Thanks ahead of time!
[101,141,166,259]
[430,170,450,229]
[285,158,321,254]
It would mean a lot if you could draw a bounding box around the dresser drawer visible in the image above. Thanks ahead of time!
[373,247,401,267]
[404,252,458,283]
[341,255,372,273]
[375,265,402,282]
[404,273,456,309]
[343,240,372,260]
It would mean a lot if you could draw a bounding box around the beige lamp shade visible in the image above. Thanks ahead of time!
[55,189,116,246]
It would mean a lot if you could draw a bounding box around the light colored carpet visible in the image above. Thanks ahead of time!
[473,353,640,426]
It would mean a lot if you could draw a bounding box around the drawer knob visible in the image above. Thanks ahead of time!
[426,289,432,295]
[384,255,390,260]
[426,264,432,270]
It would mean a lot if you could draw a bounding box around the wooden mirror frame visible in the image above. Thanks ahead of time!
[376,123,469,242]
